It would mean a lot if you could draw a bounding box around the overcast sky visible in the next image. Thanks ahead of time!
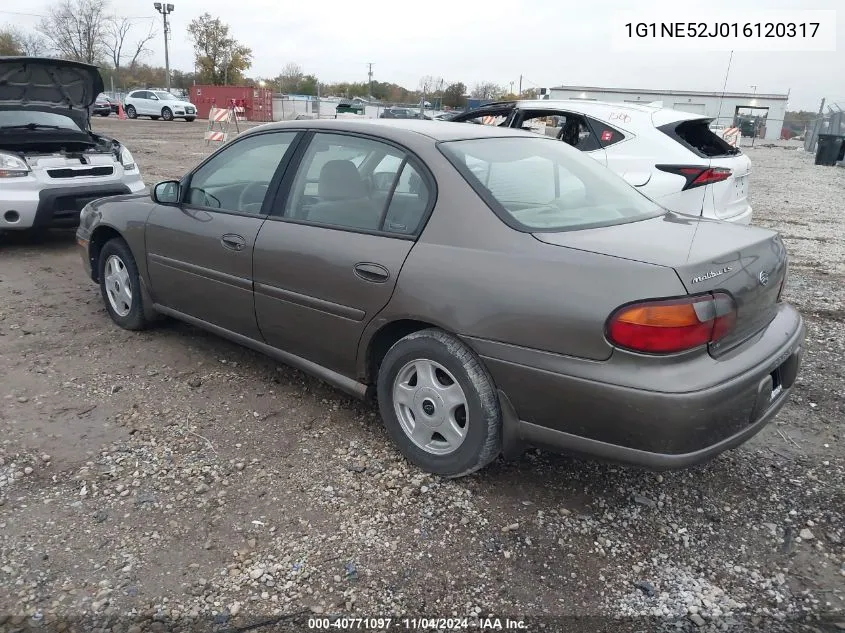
[6,0,843,111]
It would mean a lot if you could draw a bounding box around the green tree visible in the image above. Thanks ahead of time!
[442,82,467,108]
[187,13,252,85]
[0,26,24,55]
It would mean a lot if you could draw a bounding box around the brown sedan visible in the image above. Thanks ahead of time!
[76,119,804,477]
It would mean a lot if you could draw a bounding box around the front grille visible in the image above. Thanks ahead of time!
[47,166,114,179]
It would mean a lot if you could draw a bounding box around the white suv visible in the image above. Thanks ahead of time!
[123,89,197,121]
[0,56,145,234]
[450,100,753,224]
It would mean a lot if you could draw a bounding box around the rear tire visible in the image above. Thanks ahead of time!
[161,107,173,121]
[97,238,153,331]
[125,105,137,119]
[376,328,502,477]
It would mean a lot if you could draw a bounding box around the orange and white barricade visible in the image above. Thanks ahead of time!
[204,105,239,145]
[721,126,741,147]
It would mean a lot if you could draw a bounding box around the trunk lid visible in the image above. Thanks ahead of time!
[533,213,787,355]
[0,56,104,130]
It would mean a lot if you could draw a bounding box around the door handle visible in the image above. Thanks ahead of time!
[354,262,390,283]
[221,234,246,251]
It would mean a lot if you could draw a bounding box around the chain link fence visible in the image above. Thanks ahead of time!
[271,97,447,121]
[803,104,844,153]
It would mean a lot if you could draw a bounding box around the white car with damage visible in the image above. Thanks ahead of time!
[450,99,753,224]
[0,56,145,233]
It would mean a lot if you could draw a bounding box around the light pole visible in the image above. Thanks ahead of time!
[153,2,174,92]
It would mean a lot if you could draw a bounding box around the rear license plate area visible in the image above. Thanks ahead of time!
[770,366,783,401]
[734,175,747,198]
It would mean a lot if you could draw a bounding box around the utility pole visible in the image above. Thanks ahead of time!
[518,74,522,98]
[153,3,174,92]
[367,62,374,100]
[509,81,514,95]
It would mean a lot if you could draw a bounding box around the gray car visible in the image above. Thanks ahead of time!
[76,119,804,477]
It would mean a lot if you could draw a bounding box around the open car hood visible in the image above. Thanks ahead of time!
[0,57,104,129]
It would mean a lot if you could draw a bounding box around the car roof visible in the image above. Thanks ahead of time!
[481,99,707,127]
[243,118,542,142]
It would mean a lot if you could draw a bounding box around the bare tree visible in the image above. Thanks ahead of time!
[277,62,303,92]
[418,75,445,95]
[104,17,156,70]
[1,26,46,56]
[38,0,109,63]
[471,81,502,100]
[19,31,47,55]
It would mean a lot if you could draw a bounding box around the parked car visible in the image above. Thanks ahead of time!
[380,107,416,119]
[450,100,754,224]
[77,119,803,477]
[123,89,197,121]
[93,93,112,116]
[0,56,145,234]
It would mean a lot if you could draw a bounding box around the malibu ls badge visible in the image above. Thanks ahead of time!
[691,266,733,284]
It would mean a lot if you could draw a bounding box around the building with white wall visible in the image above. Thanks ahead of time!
[547,85,789,141]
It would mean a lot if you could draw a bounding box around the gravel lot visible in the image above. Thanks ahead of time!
[0,119,843,633]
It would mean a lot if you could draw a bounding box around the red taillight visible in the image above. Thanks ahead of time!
[656,165,732,190]
[606,293,737,354]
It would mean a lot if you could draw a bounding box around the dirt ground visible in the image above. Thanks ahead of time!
[0,118,843,633]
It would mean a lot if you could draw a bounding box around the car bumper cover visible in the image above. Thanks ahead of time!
[469,303,805,469]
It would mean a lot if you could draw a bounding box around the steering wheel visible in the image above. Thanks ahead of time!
[238,182,269,214]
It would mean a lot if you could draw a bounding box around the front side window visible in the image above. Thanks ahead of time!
[186,132,298,213]
[440,136,664,232]
[154,91,178,101]
[283,133,431,235]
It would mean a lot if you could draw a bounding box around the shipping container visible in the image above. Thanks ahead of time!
[188,85,274,122]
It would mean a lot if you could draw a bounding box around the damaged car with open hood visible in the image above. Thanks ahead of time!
[0,57,145,233]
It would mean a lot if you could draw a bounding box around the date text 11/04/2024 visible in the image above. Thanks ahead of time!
[307,617,528,630]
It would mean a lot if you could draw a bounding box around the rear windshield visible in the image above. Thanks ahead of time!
[664,119,740,157]
[439,136,665,232]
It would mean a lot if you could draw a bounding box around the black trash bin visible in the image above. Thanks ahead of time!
[815,134,845,166]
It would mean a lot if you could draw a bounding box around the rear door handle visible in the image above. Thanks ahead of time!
[221,233,246,251]
[354,262,390,283]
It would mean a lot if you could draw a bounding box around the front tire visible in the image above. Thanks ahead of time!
[97,238,153,331]
[377,329,502,477]
[125,105,137,119]
[185,117,196,122]
[161,107,173,121]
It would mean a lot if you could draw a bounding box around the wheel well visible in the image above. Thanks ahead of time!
[88,226,123,282]
[366,319,438,383]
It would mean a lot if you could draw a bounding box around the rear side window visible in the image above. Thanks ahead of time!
[588,118,626,148]
[661,119,740,157]
[440,137,664,232]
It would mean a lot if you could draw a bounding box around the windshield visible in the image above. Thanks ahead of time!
[0,110,81,131]
[439,136,665,232]
[96,93,109,101]
[154,91,178,100]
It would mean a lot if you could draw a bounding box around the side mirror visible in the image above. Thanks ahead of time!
[152,180,180,204]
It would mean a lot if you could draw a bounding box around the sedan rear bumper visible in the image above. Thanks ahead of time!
[470,303,804,469]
